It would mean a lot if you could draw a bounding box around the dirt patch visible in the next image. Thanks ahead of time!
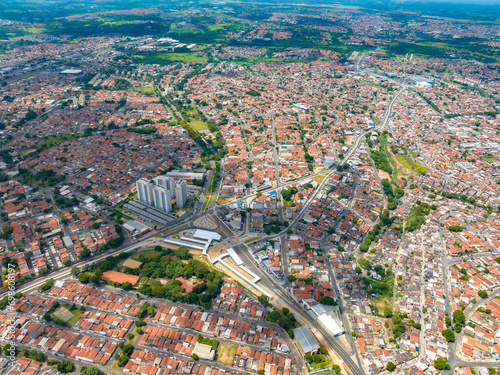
[53,307,74,322]
[376,169,391,180]
[388,148,412,176]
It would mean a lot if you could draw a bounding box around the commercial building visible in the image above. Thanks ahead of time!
[318,313,344,337]
[176,180,188,208]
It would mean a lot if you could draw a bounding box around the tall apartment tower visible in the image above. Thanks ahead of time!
[152,185,172,213]
[136,179,154,205]
[175,180,188,208]
[154,175,176,198]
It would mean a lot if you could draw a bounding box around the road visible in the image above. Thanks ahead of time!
[4,56,408,375]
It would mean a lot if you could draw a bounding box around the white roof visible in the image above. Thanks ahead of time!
[193,229,221,242]
[318,314,344,336]
[227,248,244,267]
[61,69,82,74]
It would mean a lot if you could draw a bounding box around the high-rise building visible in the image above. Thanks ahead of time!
[152,185,172,213]
[175,180,188,208]
[154,175,176,198]
[136,179,154,205]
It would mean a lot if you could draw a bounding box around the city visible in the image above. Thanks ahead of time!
[0,1,499,375]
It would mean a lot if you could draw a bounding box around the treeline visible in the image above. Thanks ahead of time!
[17,168,65,188]
[381,179,404,210]
[371,149,392,174]
[406,202,435,232]
[115,247,224,309]
[126,126,157,135]
[209,162,221,193]
[58,19,171,37]
[266,307,299,338]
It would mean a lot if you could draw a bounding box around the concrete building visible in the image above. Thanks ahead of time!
[175,180,188,208]
[155,175,176,198]
[192,342,217,361]
[166,171,204,183]
[153,185,172,213]
[136,179,154,206]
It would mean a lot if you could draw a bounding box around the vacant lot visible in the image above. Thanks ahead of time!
[396,155,428,174]
[190,120,209,131]
[53,307,73,322]
[216,343,237,365]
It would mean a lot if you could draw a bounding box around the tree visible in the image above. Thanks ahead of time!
[117,355,129,367]
[57,361,76,373]
[71,266,79,276]
[90,270,102,284]
[79,248,91,259]
[384,307,393,318]
[441,329,455,342]
[386,361,395,371]
[434,357,450,370]
[192,353,199,360]
[78,273,90,283]
[258,370,265,375]
[453,310,465,326]
[320,296,337,306]
[2,225,13,235]
[478,290,488,298]
[359,244,369,252]
[3,344,17,357]
[355,266,362,274]
[257,294,270,307]
[81,367,101,375]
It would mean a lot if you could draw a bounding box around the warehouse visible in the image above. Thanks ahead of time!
[293,326,320,354]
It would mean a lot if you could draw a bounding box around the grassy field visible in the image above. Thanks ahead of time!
[396,155,428,174]
[203,194,215,210]
[312,174,328,184]
[132,87,153,95]
[52,307,83,326]
[130,249,158,260]
[20,148,37,156]
[66,310,84,326]
[216,343,237,365]
[314,371,340,375]
[134,53,207,64]
[190,119,209,131]
[310,357,330,370]
[208,24,229,31]
[25,27,48,34]
[39,134,81,149]
[162,225,187,236]
[216,196,230,205]
[370,295,392,315]
[484,156,497,163]
[244,237,261,244]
